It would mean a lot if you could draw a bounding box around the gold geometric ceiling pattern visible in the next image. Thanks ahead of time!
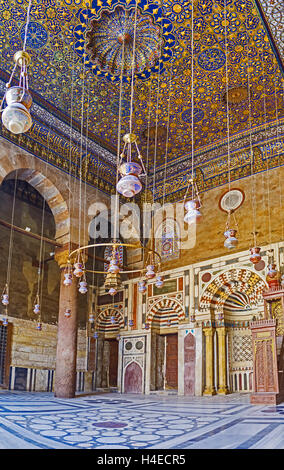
[0,0,283,199]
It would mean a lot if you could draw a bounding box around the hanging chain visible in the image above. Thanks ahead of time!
[150,30,163,251]
[224,0,231,195]
[183,0,195,204]
[113,8,127,244]
[191,0,195,198]
[152,33,163,205]
[259,29,271,246]
[245,0,257,246]
[23,0,32,52]
[162,63,173,209]
[68,50,75,260]
[129,1,138,136]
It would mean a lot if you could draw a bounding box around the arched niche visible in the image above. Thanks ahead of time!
[124,361,142,393]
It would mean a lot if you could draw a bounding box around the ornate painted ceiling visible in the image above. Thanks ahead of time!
[256,0,283,63]
[0,0,283,202]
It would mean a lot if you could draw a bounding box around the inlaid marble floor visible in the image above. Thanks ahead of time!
[0,391,283,449]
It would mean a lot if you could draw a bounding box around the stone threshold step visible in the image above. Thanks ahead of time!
[94,388,118,393]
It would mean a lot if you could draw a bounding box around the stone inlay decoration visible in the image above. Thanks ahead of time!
[199,268,266,314]
[97,305,124,333]
[232,333,253,363]
[121,335,146,393]
[228,327,253,392]
[93,421,127,428]
[123,336,146,355]
[147,296,185,328]
[2,391,284,448]
[223,291,251,314]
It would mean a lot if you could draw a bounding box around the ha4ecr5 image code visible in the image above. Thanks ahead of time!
[138,454,186,465]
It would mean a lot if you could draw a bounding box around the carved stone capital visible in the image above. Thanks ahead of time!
[203,327,215,337]
[54,243,88,269]
[54,248,70,269]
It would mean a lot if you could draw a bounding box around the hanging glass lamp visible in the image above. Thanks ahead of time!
[249,246,261,264]
[155,275,164,288]
[2,51,32,135]
[1,285,9,306]
[138,280,147,293]
[64,308,71,318]
[224,228,238,249]
[116,134,145,198]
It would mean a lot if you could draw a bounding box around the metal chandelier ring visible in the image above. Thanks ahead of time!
[68,242,162,274]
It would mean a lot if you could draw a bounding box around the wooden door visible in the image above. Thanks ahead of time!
[165,333,178,389]
[184,332,195,395]
[107,339,118,387]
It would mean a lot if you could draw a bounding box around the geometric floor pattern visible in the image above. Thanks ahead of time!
[0,391,284,449]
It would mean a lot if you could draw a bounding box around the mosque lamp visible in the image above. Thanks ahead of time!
[224,228,238,249]
[1,0,33,135]
[184,179,202,224]
[116,133,146,198]
[1,51,33,135]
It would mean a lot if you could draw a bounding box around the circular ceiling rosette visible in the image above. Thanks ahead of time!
[73,2,175,83]
[86,6,163,77]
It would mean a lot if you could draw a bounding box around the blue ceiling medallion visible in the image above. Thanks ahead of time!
[110,99,131,116]
[73,0,175,83]
[181,108,204,124]
[20,21,48,49]
[197,48,226,71]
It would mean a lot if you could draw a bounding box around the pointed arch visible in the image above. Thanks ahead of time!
[155,218,180,261]
[124,361,143,393]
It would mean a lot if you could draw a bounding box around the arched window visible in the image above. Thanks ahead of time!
[155,219,180,261]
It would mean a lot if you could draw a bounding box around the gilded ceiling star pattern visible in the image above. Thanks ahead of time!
[0,0,283,202]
